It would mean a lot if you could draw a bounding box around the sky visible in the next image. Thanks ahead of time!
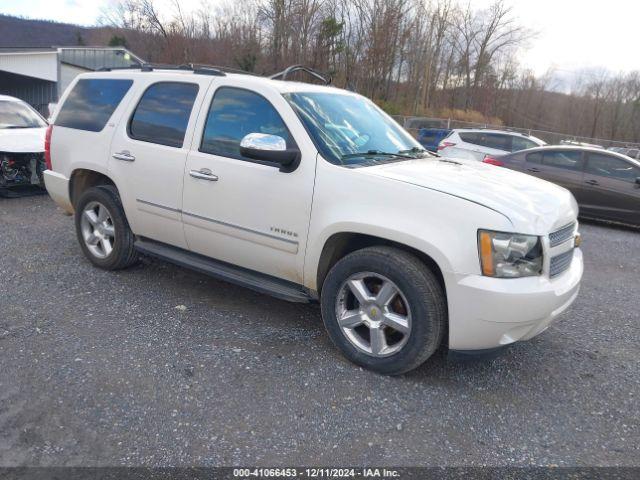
[0,0,638,79]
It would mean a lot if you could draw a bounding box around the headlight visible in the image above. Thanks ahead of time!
[478,230,543,278]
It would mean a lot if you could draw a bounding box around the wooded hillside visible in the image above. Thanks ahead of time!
[3,2,639,144]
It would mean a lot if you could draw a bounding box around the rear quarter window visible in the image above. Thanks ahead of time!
[55,79,133,132]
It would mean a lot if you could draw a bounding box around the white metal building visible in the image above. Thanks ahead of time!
[0,47,144,115]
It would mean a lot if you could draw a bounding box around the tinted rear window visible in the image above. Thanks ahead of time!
[129,82,199,148]
[484,133,511,150]
[55,79,133,132]
[459,132,481,145]
[527,152,543,164]
[459,132,512,151]
[543,151,583,171]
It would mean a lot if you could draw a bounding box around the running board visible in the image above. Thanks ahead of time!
[134,238,312,303]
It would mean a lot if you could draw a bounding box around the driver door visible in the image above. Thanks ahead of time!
[181,83,316,284]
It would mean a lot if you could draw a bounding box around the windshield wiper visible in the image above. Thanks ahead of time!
[341,150,415,160]
[399,146,436,157]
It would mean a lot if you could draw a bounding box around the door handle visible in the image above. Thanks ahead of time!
[112,151,135,162]
[527,168,541,173]
[585,179,599,186]
[189,168,219,181]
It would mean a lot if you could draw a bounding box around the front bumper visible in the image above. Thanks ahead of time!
[43,170,73,214]
[446,248,583,351]
[0,151,46,188]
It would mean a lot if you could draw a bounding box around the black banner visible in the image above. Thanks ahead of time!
[0,468,639,480]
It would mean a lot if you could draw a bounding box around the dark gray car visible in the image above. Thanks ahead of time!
[487,146,640,227]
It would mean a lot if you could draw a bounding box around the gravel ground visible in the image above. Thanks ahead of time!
[0,195,639,467]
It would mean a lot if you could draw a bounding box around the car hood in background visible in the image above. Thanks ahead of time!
[364,157,578,234]
[0,127,46,153]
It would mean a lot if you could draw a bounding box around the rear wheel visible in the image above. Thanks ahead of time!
[321,246,446,375]
[74,185,138,270]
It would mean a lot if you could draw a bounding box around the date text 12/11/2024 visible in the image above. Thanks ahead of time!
[233,468,401,478]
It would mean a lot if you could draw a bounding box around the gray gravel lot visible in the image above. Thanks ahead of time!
[0,195,639,467]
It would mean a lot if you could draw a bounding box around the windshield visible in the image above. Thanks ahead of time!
[284,92,432,166]
[0,101,47,129]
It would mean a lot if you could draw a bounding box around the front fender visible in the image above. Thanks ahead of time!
[303,159,513,291]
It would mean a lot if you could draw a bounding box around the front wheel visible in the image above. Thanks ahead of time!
[320,246,446,375]
[74,185,138,270]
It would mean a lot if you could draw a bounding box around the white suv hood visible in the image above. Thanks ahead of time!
[364,157,578,234]
[0,127,46,153]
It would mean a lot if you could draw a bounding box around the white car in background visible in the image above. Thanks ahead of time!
[438,128,545,161]
[0,95,48,194]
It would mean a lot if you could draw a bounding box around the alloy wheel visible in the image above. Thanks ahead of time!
[335,272,412,357]
[80,201,115,259]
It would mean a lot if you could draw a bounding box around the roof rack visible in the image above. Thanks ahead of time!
[269,65,331,85]
[97,63,226,76]
[97,62,331,85]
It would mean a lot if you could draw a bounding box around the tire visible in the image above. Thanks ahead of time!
[320,246,446,375]
[74,185,138,270]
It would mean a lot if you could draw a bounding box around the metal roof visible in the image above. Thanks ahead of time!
[0,46,144,71]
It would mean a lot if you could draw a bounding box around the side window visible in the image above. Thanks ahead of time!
[55,79,133,132]
[129,82,199,148]
[526,152,543,164]
[586,153,640,182]
[420,131,437,143]
[542,151,583,171]
[459,132,481,145]
[200,87,292,161]
[483,133,512,151]
[461,132,511,151]
[512,136,539,152]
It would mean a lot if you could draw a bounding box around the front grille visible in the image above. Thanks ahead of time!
[549,222,576,247]
[550,249,574,278]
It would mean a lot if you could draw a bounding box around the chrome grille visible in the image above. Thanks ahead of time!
[550,249,574,278]
[549,223,576,247]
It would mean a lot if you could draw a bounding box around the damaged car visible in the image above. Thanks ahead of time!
[0,95,48,197]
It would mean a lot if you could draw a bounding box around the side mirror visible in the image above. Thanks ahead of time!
[239,133,300,173]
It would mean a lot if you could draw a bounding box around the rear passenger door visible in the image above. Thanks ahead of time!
[525,150,585,199]
[108,76,212,249]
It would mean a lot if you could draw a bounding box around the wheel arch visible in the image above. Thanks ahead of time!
[315,231,447,298]
[69,168,117,208]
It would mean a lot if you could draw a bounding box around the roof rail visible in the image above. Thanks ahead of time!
[97,63,226,76]
[270,65,331,85]
[97,62,332,85]
[203,65,261,76]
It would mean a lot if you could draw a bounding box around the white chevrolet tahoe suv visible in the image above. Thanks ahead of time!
[44,65,583,375]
